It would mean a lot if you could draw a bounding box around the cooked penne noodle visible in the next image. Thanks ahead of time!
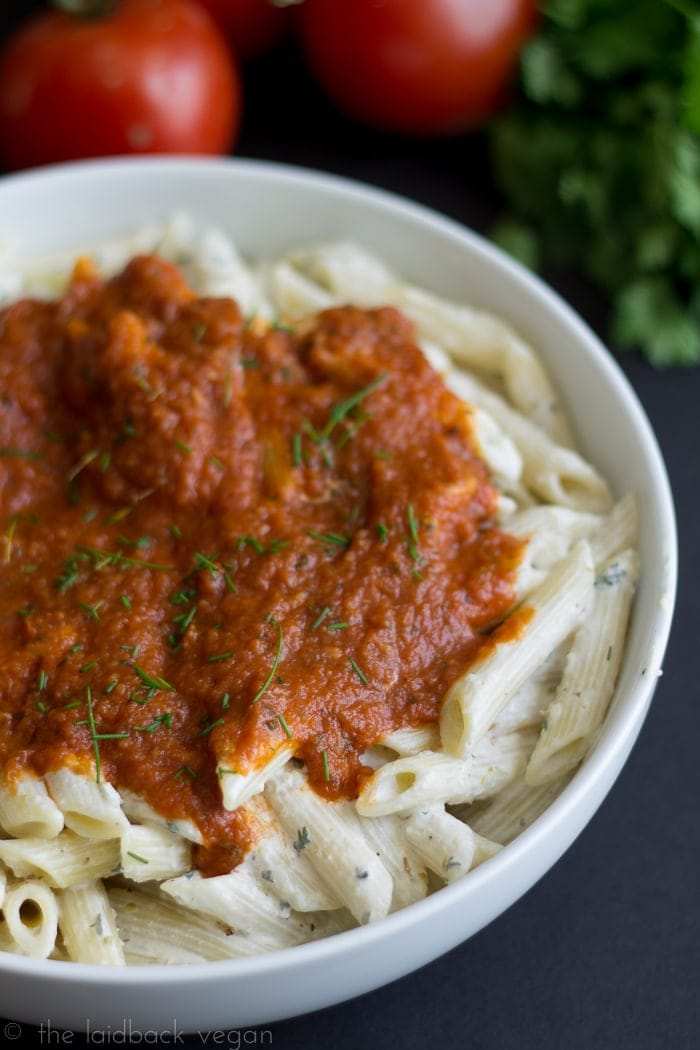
[589,492,639,567]
[356,813,429,911]
[526,550,640,786]
[109,885,259,964]
[446,370,612,513]
[161,864,325,951]
[403,806,477,884]
[243,796,341,913]
[219,744,295,812]
[120,824,192,883]
[357,729,536,817]
[45,769,129,841]
[58,880,125,965]
[2,878,59,959]
[0,224,640,966]
[0,774,64,840]
[440,542,595,757]
[265,763,393,925]
[119,792,203,845]
[460,774,573,845]
[0,831,121,889]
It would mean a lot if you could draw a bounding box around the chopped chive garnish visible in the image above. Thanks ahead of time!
[251,617,283,704]
[38,670,48,691]
[349,657,369,685]
[319,374,387,441]
[36,700,48,714]
[120,594,132,610]
[126,851,149,864]
[237,535,265,554]
[306,530,351,549]
[70,642,84,654]
[98,452,111,473]
[406,504,420,559]
[78,600,103,622]
[80,661,97,674]
[210,456,225,471]
[377,522,389,542]
[134,713,172,733]
[57,556,80,592]
[174,764,198,780]
[216,766,237,778]
[311,606,331,630]
[1,447,44,459]
[193,551,219,575]
[327,621,349,631]
[321,749,330,782]
[221,692,230,711]
[199,717,224,737]
[292,432,304,467]
[132,663,174,691]
[105,680,118,694]
[206,651,234,663]
[223,572,237,594]
[85,686,101,783]
[277,713,292,739]
[173,438,192,455]
[170,523,182,540]
[64,699,81,709]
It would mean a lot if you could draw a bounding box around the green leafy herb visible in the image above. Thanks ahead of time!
[490,0,700,365]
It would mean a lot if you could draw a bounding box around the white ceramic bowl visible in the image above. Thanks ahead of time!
[0,157,677,1033]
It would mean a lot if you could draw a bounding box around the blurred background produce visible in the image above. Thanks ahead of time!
[0,0,698,365]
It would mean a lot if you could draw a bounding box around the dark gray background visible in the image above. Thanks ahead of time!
[0,11,698,1048]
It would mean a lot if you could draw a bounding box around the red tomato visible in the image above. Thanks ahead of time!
[297,0,536,136]
[194,0,291,60]
[0,0,241,172]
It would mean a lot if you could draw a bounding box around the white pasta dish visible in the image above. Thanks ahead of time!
[0,215,638,966]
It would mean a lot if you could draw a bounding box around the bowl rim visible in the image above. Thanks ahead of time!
[0,154,678,988]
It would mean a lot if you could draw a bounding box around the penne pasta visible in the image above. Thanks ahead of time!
[526,550,640,786]
[0,222,640,967]
[440,542,595,757]
[58,880,125,966]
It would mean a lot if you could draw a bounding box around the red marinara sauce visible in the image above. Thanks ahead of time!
[0,255,524,874]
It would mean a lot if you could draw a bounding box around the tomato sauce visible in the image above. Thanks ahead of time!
[0,255,524,873]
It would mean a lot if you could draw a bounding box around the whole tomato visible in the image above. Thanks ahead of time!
[0,0,241,172]
[297,0,537,136]
[194,0,291,61]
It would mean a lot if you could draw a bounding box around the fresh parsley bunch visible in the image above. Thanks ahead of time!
[490,0,700,366]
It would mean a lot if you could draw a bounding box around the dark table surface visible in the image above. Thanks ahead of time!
[1,15,699,1050]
